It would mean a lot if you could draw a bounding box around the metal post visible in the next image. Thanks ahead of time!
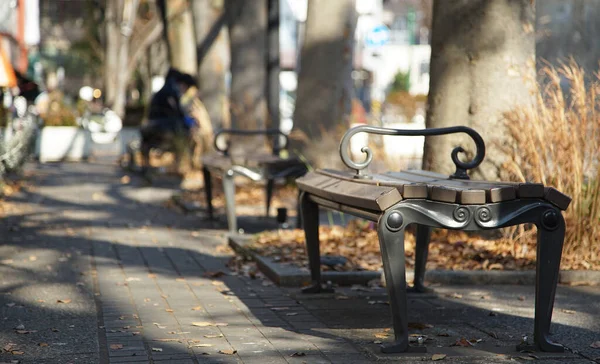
[267,0,280,153]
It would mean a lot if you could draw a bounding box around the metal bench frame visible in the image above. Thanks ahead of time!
[202,128,307,233]
[298,125,569,354]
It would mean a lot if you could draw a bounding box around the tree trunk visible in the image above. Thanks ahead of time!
[423,0,536,180]
[191,0,228,130]
[225,0,267,154]
[165,0,197,75]
[104,0,121,107]
[111,0,140,118]
[291,0,356,168]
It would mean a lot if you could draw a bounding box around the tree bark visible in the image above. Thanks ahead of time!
[104,0,121,106]
[165,0,197,75]
[291,0,356,167]
[225,0,267,153]
[423,0,536,180]
[111,0,140,118]
[191,0,229,130]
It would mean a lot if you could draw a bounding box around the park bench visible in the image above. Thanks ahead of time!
[202,129,308,233]
[295,125,571,354]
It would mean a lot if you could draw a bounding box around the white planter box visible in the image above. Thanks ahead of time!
[36,126,92,163]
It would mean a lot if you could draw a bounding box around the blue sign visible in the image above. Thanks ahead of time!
[365,25,390,48]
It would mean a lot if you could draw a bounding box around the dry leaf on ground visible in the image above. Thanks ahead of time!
[204,334,224,338]
[451,338,474,347]
[110,344,123,350]
[152,347,163,352]
[203,271,226,278]
[219,349,237,355]
[57,299,71,304]
[432,354,447,361]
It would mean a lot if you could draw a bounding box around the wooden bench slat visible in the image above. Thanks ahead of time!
[296,173,340,200]
[317,169,428,199]
[323,180,402,211]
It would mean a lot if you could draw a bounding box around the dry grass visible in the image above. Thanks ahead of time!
[501,60,600,267]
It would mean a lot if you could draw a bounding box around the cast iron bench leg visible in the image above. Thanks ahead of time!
[202,167,214,220]
[410,224,432,293]
[521,209,565,352]
[295,190,302,229]
[223,169,237,233]
[378,211,426,353]
[266,178,275,218]
[300,192,333,294]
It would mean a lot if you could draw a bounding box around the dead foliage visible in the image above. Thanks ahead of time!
[502,60,600,267]
[250,219,599,271]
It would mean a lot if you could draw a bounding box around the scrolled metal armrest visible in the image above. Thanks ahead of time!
[214,128,289,155]
[339,125,486,179]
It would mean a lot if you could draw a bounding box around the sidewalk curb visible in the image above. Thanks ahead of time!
[229,235,600,287]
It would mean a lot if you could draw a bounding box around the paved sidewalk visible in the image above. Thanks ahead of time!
[0,162,599,364]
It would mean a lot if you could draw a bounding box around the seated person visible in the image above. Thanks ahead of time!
[139,69,197,175]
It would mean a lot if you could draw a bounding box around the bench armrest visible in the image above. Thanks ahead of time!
[214,128,289,156]
[339,125,486,180]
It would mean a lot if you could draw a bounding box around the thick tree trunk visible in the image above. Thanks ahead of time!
[225,0,267,153]
[423,0,536,180]
[191,0,228,130]
[104,0,120,107]
[291,0,356,168]
[111,0,140,118]
[165,0,197,75]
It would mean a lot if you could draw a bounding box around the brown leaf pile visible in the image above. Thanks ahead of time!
[250,219,599,271]
[174,183,298,212]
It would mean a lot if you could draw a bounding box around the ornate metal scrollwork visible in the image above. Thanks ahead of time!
[338,125,486,179]
[214,128,289,156]
[453,206,471,223]
[475,206,492,224]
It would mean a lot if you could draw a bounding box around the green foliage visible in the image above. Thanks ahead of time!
[390,70,410,93]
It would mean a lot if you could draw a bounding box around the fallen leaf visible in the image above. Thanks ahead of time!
[57,299,72,304]
[29,256,37,261]
[153,339,179,342]
[489,312,498,317]
[120,175,130,184]
[516,356,536,361]
[15,330,37,334]
[110,344,123,350]
[286,313,298,316]
[125,277,140,282]
[192,322,213,327]
[335,295,350,300]
[152,347,163,352]
[51,328,59,332]
[432,354,447,361]
[39,342,49,347]
[375,333,390,339]
[148,274,156,278]
[165,309,174,313]
[590,341,600,349]
[561,309,576,314]
[175,278,186,282]
[192,344,213,347]
[518,296,526,301]
[11,350,24,355]
[191,306,202,311]
[270,307,290,311]
[408,322,433,330]
[437,332,450,337]
[290,352,306,357]
[452,338,474,347]
[373,340,382,344]
[447,293,463,299]
[214,323,228,327]
[489,332,498,339]
[204,334,224,338]
[6,303,15,307]
[203,271,226,278]
[219,349,237,355]
[14,324,25,330]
